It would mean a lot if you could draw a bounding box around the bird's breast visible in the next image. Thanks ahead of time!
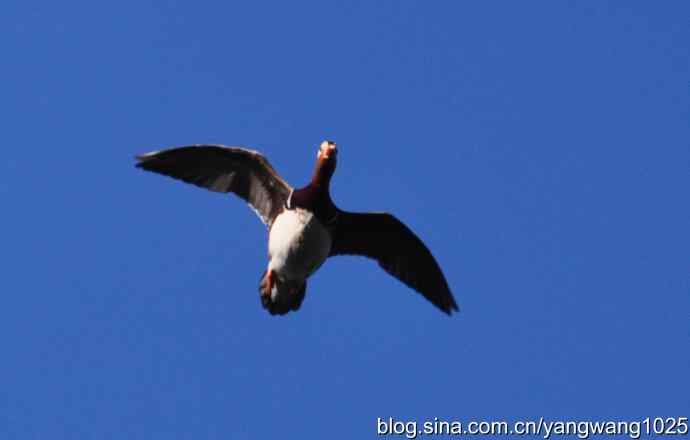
[268,209,332,280]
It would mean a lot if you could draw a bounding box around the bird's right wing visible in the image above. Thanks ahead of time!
[136,145,292,227]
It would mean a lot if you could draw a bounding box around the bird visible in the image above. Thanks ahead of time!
[135,141,458,316]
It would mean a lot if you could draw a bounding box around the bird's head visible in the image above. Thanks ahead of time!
[317,140,338,161]
[312,140,338,186]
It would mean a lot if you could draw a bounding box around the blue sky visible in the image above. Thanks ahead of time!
[2,1,688,438]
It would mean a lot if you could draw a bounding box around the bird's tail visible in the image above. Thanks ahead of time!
[258,270,306,316]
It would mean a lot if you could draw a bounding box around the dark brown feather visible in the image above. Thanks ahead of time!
[329,211,458,314]
[135,145,292,226]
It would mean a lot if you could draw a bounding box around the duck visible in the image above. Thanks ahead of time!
[135,141,459,316]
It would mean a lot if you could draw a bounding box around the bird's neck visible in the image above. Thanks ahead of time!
[310,158,335,189]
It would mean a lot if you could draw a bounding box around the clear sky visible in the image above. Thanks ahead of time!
[2,1,688,439]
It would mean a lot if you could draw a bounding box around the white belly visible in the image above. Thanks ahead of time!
[268,209,332,281]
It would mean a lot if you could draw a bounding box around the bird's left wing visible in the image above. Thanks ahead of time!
[329,211,459,315]
[136,145,292,227]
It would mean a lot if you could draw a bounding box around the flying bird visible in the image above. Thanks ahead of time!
[135,141,458,316]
